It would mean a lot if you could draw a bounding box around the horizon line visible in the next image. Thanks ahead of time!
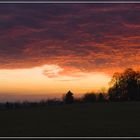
[0,1,140,4]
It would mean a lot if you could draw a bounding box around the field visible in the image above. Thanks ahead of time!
[0,102,140,137]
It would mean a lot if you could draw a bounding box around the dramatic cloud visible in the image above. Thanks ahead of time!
[0,3,140,75]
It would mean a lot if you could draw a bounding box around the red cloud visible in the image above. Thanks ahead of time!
[0,3,139,76]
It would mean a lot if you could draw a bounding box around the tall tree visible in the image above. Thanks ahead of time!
[108,68,140,101]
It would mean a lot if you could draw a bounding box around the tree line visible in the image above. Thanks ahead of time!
[63,68,140,103]
[0,68,140,110]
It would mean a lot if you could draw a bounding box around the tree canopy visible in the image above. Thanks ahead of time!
[63,90,74,104]
[108,68,140,101]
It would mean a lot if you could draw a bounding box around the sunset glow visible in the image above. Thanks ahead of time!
[0,3,139,101]
[0,65,110,96]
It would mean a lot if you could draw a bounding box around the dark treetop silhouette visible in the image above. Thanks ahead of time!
[108,68,140,101]
[63,90,74,104]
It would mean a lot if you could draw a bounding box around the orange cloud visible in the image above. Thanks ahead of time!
[0,3,139,76]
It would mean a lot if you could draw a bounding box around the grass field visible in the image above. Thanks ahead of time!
[0,102,140,137]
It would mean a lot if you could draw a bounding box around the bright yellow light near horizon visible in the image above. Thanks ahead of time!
[0,64,111,96]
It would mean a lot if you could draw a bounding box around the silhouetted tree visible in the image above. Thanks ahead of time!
[63,90,74,104]
[82,93,96,103]
[47,98,63,105]
[108,68,140,101]
[97,93,105,102]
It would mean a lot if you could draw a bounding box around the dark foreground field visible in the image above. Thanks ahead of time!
[0,102,140,137]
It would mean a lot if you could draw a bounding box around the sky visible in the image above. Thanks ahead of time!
[0,3,140,101]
